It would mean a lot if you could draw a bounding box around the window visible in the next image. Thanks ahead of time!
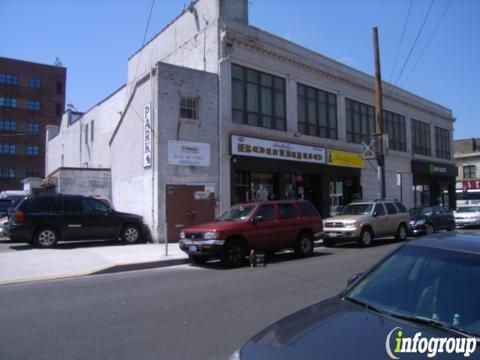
[85,124,89,144]
[384,110,406,151]
[463,165,476,179]
[27,122,40,134]
[395,202,407,213]
[278,203,299,219]
[255,204,275,222]
[0,73,19,86]
[26,145,39,156]
[83,198,110,214]
[232,64,286,131]
[64,197,83,212]
[0,168,15,178]
[29,197,54,212]
[0,119,16,132]
[26,168,40,177]
[56,81,63,95]
[0,144,15,154]
[435,127,451,159]
[56,103,62,116]
[297,84,337,139]
[91,120,94,142]
[0,97,18,108]
[385,203,398,214]
[27,100,41,111]
[346,98,375,144]
[297,202,319,217]
[373,203,386,216]
[179,95,198,120]
[28,78,42,89]
[411,119,431,156]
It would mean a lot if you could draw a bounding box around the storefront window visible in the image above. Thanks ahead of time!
[233,171,279,204]
[413,184,431,207]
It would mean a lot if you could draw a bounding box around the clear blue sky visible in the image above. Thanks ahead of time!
[1,0,478,139]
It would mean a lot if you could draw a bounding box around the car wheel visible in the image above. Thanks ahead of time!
[295,232,314,257]
[395,224,408,241]
[425,223,434,235]
[33,227,58,248]
[121,224,142,244]
[359,227,373,247]
[221,239,246,267]
[189,255,208,264]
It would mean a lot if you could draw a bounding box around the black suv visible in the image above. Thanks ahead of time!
[4,194,146,248]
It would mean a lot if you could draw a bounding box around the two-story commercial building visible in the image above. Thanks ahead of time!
[46,0,456,243]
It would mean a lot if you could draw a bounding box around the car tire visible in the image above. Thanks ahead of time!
[221,239,247,267]
[294,232,314,257]
[425,223,434,235]
[395,224,408,241]
[189,255,208,264]
[448,222,456,231]
[33,227,59,248]
[121,224,142,244]
[359,227,373,247]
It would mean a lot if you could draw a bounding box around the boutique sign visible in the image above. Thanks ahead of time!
[231,135,326,164]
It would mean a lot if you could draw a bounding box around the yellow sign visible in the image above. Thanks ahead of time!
[328,150,364,168]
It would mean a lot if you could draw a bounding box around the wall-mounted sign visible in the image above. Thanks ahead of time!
[143,102,152,168]
[458,180,480,190]
[231,135,326,164]
[328,150,364,168]
[428,164,447,174]
[168,140,210,167]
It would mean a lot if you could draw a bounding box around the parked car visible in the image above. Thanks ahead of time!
[3,194,146,248]
[179,200,323,266]
[0,199,12,218]
[454,205,480,228]
[322,199,410,247]
[230,232,480,359]
[408,206,455,235]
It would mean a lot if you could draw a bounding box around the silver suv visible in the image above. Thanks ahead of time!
[322,200,410,247]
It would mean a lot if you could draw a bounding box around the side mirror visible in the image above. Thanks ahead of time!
[252,215,263,224]
[347,272,363,287]
[372,211,378,217]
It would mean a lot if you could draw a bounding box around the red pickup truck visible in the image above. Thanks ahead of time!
[179,200,323,266]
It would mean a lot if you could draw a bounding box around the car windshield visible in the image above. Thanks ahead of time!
[339,203,373,216]
[410,207,434,216]
[217,205,255,221]
[457,206,480,213]
[346,245,480,337]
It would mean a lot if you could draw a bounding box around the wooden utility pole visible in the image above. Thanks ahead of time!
[373,27,386,199]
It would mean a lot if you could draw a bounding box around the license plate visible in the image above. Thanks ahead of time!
[328,233,338,237]
[189,245,197,252]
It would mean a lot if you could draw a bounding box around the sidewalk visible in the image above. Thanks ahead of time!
[0,242,189,285]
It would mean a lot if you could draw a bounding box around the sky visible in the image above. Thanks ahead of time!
[1,0,478,139]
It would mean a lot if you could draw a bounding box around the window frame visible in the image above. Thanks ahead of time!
[384,110,406,152]
[0,73,19,86]
[463,165,476,179]
[0,119,17,132]
[27,99,41,112]
[179,94,199,121]
[435,126,451,159]
[411,119,431,156]
[28,77,42,89]
[26,145,39,156]
[346,98,375,144]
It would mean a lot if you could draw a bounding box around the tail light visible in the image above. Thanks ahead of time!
[15,210,25,223]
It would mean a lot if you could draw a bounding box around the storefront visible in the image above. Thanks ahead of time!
[230,135,363,218]
[411,160,457,210]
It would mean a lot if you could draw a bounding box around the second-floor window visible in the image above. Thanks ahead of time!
[0,144,15,154]
[0,97,18,108]
[27,122,40,134]
[463,165,476,179]
[411,119,431,156]
[384,110,406,151]
[26,168,40,177]
[179,95,199,120]
[27,100,41,111]
[297,84,337,139]
[0,73,19,86]
[232,64,286,131]
[346,98,375,144]
[28,78,42,89]
[0,119,16,132]
[0,168,15,178]
[435,126,451,159]
[26,145,39,156]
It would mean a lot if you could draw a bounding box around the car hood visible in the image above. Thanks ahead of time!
[182,220,245,233]
[409,214,430,222]
[323,215,363,223]
[239,297,469,360]
[454,212,480,218]
[113,210,142,220]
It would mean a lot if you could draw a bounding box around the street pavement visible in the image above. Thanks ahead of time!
[0,239,402,360]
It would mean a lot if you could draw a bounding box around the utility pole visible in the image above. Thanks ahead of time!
[373,27,386,199]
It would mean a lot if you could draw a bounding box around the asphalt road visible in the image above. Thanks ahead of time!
[0,239,405,360]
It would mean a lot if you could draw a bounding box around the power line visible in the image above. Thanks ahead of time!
[393,0,435,86]
[388,0,414,83]
[400,0,453,86]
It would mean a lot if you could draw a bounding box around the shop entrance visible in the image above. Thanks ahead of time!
[165,185,216,243]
